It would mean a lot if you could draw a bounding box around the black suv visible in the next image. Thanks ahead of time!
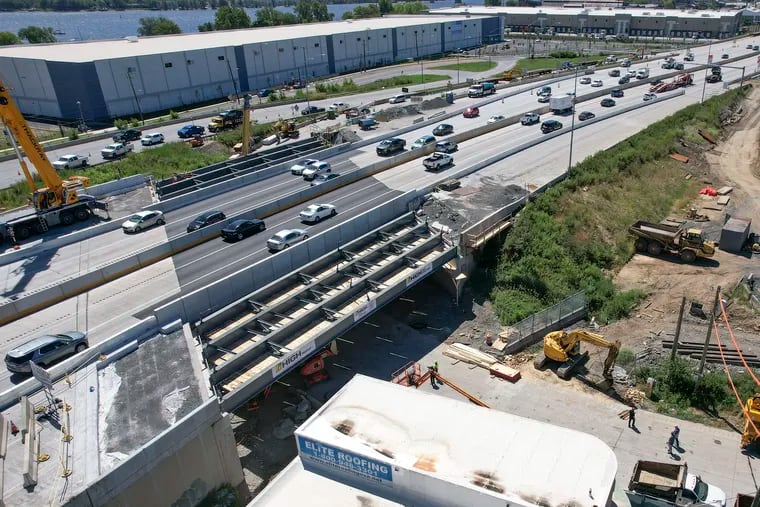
[113,129,141,143]
[610,88,624,98]
[541,119,563,134]
[376,138,406,156]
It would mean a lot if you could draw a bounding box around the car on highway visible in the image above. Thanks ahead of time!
[177,125,205,138]
[579,76,592,84]
[578,111,595,121]
[755,45,760,51]
[141,132,165,146]
[721,53,729,59]
[410,135,436,150]
[608,69,620,77]
[101,142,133,159]
[537,86,552,96]
[618,75,630,85]
[267,229,308,251]
[463,106,480,118]
[5,331,88,374]
[302,161,331,181]
[520,112,540,125]
[328,102,349,111]
[423,152,453,171]
[376,138,406,156]
[610,88,624,98]
[301,105,326,115]
[122,210,165,233]
[186,210,226,233]
[112,129,141,143]
[290,158,320,176]
[310,173,340,186]
[591,79,603,87]
[299,203,337,224]
[432,123,454,136]
[389,94,407,104]
[220,218,266,241]
[540,119,563,134]
[435,140,458,153]
[747,44,754,49]
[673,62,684,70]
[537,95,550,103]
[600,98,616,107]
[643,92,657,101]
[487,115,506,124]
[627,69,637,77]
[52,154,88,170]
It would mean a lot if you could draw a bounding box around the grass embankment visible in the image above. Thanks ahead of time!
[486,86,748,326]
[430,61,497,72]
[283,75,451,103]
[514,55,601,72]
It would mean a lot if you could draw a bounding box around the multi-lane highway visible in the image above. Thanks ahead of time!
[0,36,757,388]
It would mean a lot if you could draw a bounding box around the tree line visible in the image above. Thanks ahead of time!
[0,0,379,11]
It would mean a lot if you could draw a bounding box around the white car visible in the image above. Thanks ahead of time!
[410,135,436,150]
[141,132,164,146]
[537,95,550,103]
[591,80,603,87]
[267,229,308,251]
[423,152,453,171]
[389,94,406,104]
[52,154,88,170]
[299,203,337,224]
[290,158,319,176]
[643,92,657,101]
[328,102,349,111]
[302,161,331,181]
[122,210,165,233]
[627,69,637,77]
[487,115,505,124]
[579,76,592,84]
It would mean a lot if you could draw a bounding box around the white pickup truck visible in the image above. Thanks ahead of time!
[423,152,453,171]
[101,142,134,160]
[52,154,89,170]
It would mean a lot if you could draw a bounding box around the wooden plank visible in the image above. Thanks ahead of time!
[489,363,521,382]
[716,186,734,195]
[670,153,689,163]
[717,196,731,206]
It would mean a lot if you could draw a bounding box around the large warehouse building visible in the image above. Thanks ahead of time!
[0,15,498,122]
[436,6,742,39]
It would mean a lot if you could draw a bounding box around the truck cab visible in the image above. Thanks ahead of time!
[467,82,495,98]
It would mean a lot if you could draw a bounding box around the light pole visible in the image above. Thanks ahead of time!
[567,65,579,172]
[126,68,144,125]
[301,46,311,112]
[456,49,460,84]
[76,100,87,132]
[414,30,424,92]
[224,57,240,103]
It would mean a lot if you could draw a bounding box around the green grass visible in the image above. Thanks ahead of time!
[487,86,748,326]
[515,56,600,72]
[314,75,450,96]
[430,61,497,72]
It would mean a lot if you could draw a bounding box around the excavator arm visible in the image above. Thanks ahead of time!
[543,329,621,379]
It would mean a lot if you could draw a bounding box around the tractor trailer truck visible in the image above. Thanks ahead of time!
[629,220,715,263]
[626,460,726,507]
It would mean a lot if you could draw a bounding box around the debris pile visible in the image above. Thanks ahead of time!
[373,105,422,122]
[504,352,533,367]
[623,388,646,405]
[719,104,743,126]
[418,96,449,110]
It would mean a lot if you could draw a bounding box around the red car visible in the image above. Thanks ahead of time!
[463,106,480,118]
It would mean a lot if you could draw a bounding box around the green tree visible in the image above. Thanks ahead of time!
[484,0,501,5]
[295,0,332,23]
[392,2,427,14]
[252,7,298,27]
[342,4,381,20]
[215,5,251,30]
[18,26,56,44]
[505,0,519,5]
[137,16,182,36]
[378,0,392,14]
[0,32,20,46]
[198,21,215,32]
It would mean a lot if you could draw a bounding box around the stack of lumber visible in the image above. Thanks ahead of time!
[662,339,760,367]
[443,343,520,382]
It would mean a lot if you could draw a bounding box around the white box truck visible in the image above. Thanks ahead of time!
[636,68,650,79]
[549,95,574,114]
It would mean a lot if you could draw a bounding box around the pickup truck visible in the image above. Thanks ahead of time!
[101,142,134,159]
[423,152,453,171]
[626,460,726,507]
[52,154,89,170]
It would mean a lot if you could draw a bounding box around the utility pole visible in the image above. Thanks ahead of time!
[671,297,686,361]
[126,68,144,125]
[697,286,722,379]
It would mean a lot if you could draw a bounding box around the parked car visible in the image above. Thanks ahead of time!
[610,88,624,98]
[5,332,88,374]
[177,125,205,138]
[258,89,273,97]
[435,140,458,153]
[141,132,165,146]
[643,92,657,101]
[299,204,337,224]
[267,229,308,251]
[410,135,436,150]
[591,79,603,87]
[122,210,165,233]
[310,173,340,186]
[618,75,631,85]
[579,76,592,84]
[52,154,88,170]
[432,123,454,136]
[487,115,506,124]
[376,138,406,156]
[301,105,326,115]
[389,94,406,104]
[302,161,331,181]
[290,158,320,176]
[600,98,616,107]
[578,111,595,121]
[520,112,540,125]
[186,210,226,233]
[112,129,141,143]
[540,119,563,134]
[423,152,453,171]
[220,218,265,241]
[463,106,480,118]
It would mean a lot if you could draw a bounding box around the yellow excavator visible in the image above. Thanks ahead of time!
[534,329,621,380]
[741,394,760,448]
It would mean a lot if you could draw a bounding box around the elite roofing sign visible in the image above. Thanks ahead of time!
[298,436,393,483]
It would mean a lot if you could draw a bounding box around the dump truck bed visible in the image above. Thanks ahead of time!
[629,460,686,502]
[629,221,683,242]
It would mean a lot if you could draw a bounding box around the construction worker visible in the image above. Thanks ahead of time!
[672,426,680,448]
[628,407,636,429]
[428,366,436,386]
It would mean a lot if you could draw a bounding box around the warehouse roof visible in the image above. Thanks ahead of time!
[434,5,741,19]
[296,375,617,507]
[0,15,488,63]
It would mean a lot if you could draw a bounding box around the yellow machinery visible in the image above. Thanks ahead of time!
[502,68,523,81]
[741,394,760,448]
[273,119,299,140]
[534,329,621,380]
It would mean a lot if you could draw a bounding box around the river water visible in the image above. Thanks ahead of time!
[2,1,481,42]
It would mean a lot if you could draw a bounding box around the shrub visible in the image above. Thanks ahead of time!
[692,371,729,415]
[114,119,129,130]
[68,129,79,140]
[169,110,179,119]
[617,348,635,367]
[129,117,140,127]
[549,50,578,59]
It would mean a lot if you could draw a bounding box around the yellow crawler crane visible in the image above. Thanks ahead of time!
[534,329,621,380]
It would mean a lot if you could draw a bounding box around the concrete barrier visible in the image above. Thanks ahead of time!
[87,175,147,198]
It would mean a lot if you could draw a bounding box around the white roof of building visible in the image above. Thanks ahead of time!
[0,15,488,63]
[433,5,741,19]
[296,375,617,507]
[249,457,404,507]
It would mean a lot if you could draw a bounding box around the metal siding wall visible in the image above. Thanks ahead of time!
[5,58,60,117]
[46,61,108,121]
[139,54,169,94]
[481,17,501,42]
[391,28,398,60]
[326,35,336,74]
[234,46,249,93]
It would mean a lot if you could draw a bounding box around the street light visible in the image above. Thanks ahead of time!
[224,57,240,103]
[567,65,579,172]
[75,100,87,132]
[301,46,311,111]
[456,49,460,84]
[414,30,425,92]
[126,68,144,125]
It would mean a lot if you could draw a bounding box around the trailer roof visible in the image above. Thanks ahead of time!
[296,375,617,507]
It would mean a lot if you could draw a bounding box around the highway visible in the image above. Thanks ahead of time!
[0,37,756,389]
